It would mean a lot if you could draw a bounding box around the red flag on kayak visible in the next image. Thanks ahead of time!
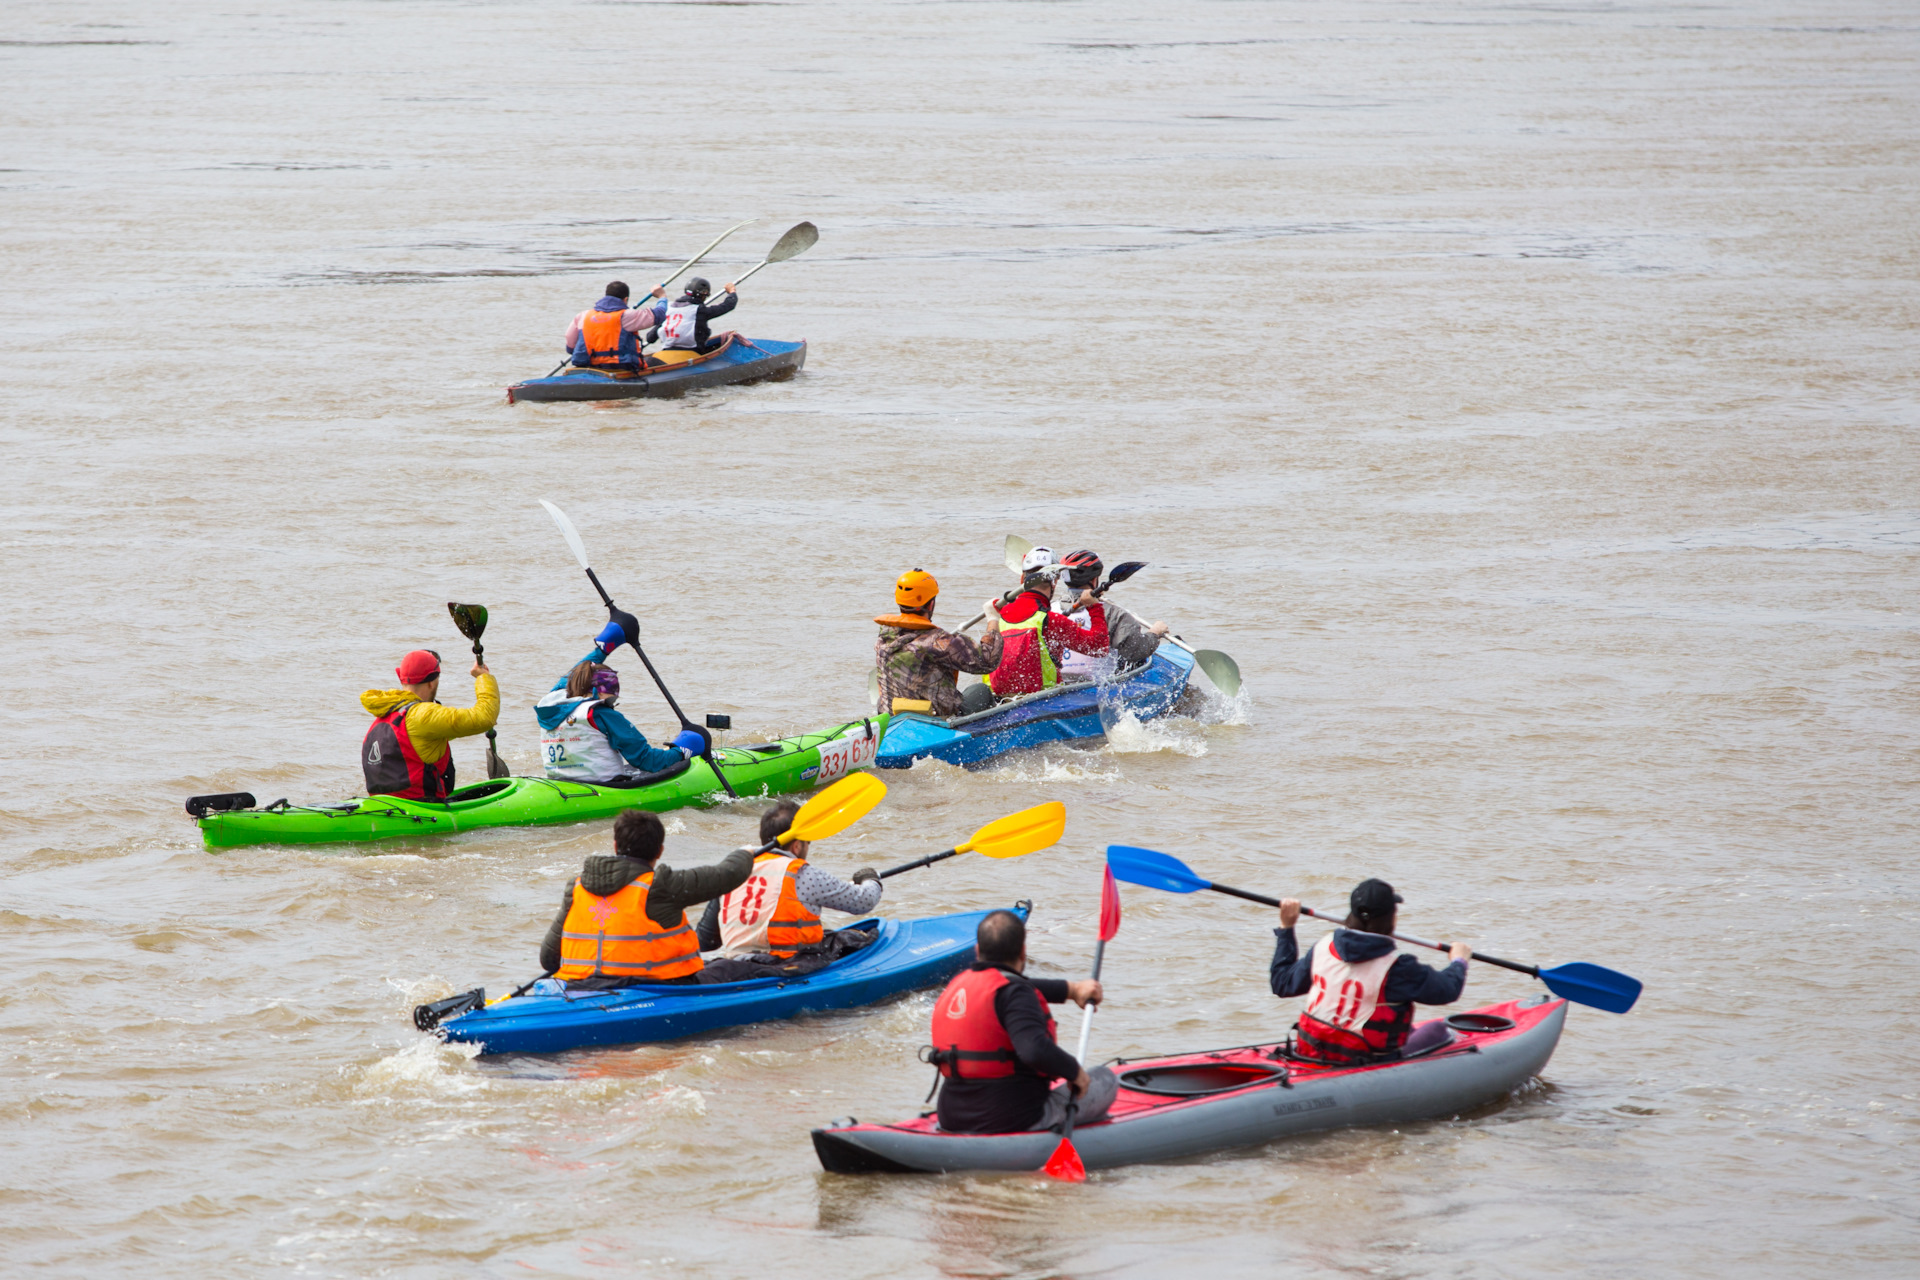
[1098,863,1122,942]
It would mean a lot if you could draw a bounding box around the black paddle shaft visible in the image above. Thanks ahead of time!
[581,567,735,798]
[878,847,959,879]
[1205,881,1542,978]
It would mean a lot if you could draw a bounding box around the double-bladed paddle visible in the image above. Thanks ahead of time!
[543,219,757,377]
[415,773,889,1030]
[539,500,737,798]
[447,603,510,780]
[1104,844,1643,1015]
[874,801,1065,879]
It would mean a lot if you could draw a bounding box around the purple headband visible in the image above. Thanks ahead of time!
[592,668,621,697]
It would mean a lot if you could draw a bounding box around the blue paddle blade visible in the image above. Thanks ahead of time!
[1106,845,1210,895]
[1539,961,1642,1014]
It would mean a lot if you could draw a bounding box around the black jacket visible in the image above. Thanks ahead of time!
[651,290,737,351]
[1270,926,1468,1006]
[538,849,754,978]
[935,963,1081,1135]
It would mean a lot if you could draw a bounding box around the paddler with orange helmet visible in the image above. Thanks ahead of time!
[926,909,1114,1134]
[875,568,1004,717]
[538,809,756,990]
[360,648,500,801]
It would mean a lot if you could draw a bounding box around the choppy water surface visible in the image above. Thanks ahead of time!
[3,0,1917,1274]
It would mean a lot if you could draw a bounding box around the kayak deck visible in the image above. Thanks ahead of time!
[812,996,1565,1173]
[197,715,883,849]
[876,643,1194,769]
[507,335,804,402]
[438,906,1014,1055]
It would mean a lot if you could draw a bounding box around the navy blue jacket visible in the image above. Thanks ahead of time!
[1271,927,1468,1007]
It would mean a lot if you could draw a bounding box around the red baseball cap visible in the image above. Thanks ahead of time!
[395,650,442,684]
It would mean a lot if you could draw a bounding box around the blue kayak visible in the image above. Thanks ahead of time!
[876,643,1195,770]
[434,906,1010,1055]
[506,334,805,403]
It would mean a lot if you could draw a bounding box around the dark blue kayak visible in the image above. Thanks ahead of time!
[435,906,1008,1055]
[877,643,1195,769]
[506,334,805,402]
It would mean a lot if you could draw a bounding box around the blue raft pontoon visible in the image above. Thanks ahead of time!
[506,334,805,403]
[876,643,1194,770]
[436,906,1007,1055]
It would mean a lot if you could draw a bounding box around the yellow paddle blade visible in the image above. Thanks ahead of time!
[957,801,1065,860]
[782,772,887,844]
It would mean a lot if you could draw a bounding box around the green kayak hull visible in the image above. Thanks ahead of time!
[197,715,887,851]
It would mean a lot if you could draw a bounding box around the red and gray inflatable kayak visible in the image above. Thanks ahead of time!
[812,996,1565,1174]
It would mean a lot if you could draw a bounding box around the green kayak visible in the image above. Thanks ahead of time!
[193,715,886,851]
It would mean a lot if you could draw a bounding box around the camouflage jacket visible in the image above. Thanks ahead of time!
[875,626,1003,718]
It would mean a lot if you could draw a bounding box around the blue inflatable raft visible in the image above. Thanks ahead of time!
[876,643,1195,770]
[434,906,1008,1055]
[506,334,805,403]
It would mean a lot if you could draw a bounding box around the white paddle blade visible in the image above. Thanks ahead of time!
[1004,535,1034,574]
[767,221,818,262]
[540,500,592,571]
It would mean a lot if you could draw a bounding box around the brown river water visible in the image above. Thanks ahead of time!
[3,0,1916,1274]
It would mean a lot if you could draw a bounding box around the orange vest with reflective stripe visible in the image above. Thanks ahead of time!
[555,873,702,982]
[717,853,823,958]
[579,308,638,367]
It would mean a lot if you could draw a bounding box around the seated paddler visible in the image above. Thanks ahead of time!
[980,547,1108,700]
[650,277,737,356]
[695,798,883,970]
[536,622,705,786]
[1270,879,1471,1064]
[360,648,499,802]
[875,568,1002,717]
[1052,549,1169,677]
[926,910,1114,1135]
[566,280,668,373]
[540,810,755,990]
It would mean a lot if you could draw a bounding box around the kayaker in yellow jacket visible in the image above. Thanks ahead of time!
[360,649,500,801]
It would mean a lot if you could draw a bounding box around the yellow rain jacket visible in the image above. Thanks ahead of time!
[359,673,500,764]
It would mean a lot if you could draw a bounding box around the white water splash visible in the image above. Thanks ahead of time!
[1102,708,1209,757]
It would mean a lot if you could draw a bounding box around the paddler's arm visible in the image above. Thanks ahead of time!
[1045,605,1108,655]
[551,646,612,693]
[695,898,723,951]
[643,848,755,928]
[1269,899,1313,997]
[538,877,579,973]
[1383,952,1470,1005]
[587,704,684,774]
[406,665,500,744]
[999,980,1085,1086]
[936,630,1001,674]
[793,862,883,915]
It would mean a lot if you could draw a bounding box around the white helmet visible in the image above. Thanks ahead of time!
[1019,545,1056,573]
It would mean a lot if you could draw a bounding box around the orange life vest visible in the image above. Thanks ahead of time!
[1295,933,1414,1064]
[554,873,703,982]
[928,966,1056,1079]
[578,307,639,368]
[717,853,823,958]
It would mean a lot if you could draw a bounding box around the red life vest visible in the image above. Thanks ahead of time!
[986,591,1061,697]
[1294,933,1414,1064]
[578,307,639,368]
[362,702,455,801]
[928,966,1056,1079]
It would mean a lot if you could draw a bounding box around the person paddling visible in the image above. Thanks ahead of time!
[695,798,883,967]
[539,810,755,990]
[650,277,737,355]
[566,280,668,373]
[926,909,1114,1134]
[360,649,500,801]
[980,548,1108,699]
[875,568,1003,717]
[1052,549,1169,677]
[1271,879,1472,1063]
[535,622,705,785]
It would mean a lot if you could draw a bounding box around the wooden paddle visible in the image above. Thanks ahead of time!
[539,500,737,798]
[543,219,757,377]
[873,801,1064,878]
[1105,844,1644,1014]
[447,603,510,780]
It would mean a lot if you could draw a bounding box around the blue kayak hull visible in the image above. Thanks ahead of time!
[876,644,1195,769]
[507,335,804,402]
[438,907,1003,1055]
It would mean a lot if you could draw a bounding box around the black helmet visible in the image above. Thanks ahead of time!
[1061,549,1103,590]
[684,277,712,301]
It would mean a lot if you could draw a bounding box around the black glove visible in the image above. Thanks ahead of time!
[851,867,879,885]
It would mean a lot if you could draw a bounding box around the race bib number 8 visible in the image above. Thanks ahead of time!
[812,726,879,785]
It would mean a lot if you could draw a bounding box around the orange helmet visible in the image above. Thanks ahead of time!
[895,569,938,611]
